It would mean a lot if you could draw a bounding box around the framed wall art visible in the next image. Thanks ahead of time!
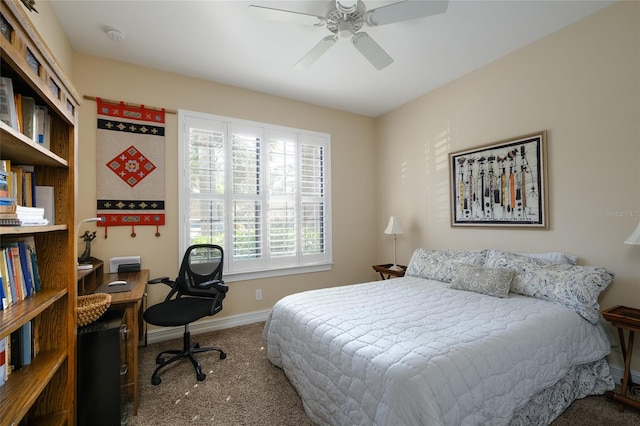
[449,131,548,229]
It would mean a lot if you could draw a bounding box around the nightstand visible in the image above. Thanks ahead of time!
[372,264,407,280]
[602,305,640,411]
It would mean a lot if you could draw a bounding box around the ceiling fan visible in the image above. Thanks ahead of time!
[248,0,449,70]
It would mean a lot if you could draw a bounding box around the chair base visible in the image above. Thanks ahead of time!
[151,327,226,385]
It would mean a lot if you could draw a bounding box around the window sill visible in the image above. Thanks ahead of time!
[224,262,333,282]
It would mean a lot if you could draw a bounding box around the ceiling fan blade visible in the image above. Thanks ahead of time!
[295,36,337,69]
[248,5,325,26]
[352,32,393,70]
[366,0,449,26]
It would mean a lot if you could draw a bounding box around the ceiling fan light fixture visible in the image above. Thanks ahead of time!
[338,21,354,38]
[336,0,358,14]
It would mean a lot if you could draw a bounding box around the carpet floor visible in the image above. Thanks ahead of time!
[128,322,640,425]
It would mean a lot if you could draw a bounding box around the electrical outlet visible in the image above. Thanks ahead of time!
[255,288,262,300]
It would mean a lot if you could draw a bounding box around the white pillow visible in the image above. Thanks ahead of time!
[520,252,579,265]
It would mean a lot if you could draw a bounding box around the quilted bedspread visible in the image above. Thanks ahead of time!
[264,276,612,425]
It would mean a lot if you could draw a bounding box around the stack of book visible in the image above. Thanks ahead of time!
[0,205,48,227]
[15,205,48,226]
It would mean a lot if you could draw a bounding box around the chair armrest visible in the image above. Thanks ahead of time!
[148,276,174,287]
[198,279,228,293]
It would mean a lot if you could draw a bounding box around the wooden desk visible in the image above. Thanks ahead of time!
[100,269,148,416]
[602,305,640,412]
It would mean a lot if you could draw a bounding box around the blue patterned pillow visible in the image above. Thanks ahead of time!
[406,249,488,282]
[485,250,614,324]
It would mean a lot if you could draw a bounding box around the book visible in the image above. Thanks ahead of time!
[21,321,32,366]
[0,171,8,198]
[9,246,25,300]
[0,337,6,386]
[9,329,22,371]
[0,249,14,306]
[0,273,5,310]
[0,77,18,131]
[28,240,41,293]
[0,197,16,207]
[35,105,49,147]
[35,186,55,225]
[20,96,37,142]
[17,241,34,297]
[14,94,22,133]
[0,218,21,226]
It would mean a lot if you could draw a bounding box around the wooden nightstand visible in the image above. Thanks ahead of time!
[602,305,640,411]
[372,264,407,280]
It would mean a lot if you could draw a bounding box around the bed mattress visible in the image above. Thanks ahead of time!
[264,276,612,425]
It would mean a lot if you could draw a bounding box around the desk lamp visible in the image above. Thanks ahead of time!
[384,216,404,271]
[77,217,104,270]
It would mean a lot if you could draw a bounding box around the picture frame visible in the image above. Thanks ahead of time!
[449,131,548,229]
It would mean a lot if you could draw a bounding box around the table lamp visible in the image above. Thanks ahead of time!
[384,216,404,271]
[77,217,104,270]
[624,221,640,245]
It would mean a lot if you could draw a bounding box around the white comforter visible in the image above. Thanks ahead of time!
[264,276,612,425]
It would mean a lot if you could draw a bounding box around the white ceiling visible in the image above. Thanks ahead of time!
[49,0,613,117]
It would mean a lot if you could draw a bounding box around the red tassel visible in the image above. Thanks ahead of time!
[131,225,136,238]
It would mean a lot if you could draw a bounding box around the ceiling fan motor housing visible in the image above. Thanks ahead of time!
[326,0,365,36]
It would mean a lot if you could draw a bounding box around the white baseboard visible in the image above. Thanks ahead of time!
[146,309,272,345]
[609,363,640,386]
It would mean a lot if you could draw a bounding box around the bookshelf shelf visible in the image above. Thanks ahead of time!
[0,349,68,425]
[0,224,68,235]
[0,1,78,425]
[0,288,67,335]
[0,122,68,167]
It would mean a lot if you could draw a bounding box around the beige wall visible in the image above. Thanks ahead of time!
[72,55,378,317]
[375,1,640,370]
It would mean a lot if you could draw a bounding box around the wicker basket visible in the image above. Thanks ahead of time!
[77,293,112,327]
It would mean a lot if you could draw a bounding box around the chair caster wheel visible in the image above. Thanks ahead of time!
[151,376,161,385]
[156,357,164,364]
[197,373,206,381]
[194,343,200,348]
[220,352,227,360]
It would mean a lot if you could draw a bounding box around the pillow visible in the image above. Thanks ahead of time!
[450,264,515,298]
[406,249,488,282]
[485,250,614,324]
[520,252,579,265]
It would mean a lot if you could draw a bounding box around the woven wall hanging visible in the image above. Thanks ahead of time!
[95,98,165,238]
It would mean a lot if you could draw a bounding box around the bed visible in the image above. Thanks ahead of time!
[264,248,616,425]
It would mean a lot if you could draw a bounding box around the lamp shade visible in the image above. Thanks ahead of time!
[384,216,404,235]
[625,221,640,245]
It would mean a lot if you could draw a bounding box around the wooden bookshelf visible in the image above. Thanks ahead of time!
[0,1,79,425]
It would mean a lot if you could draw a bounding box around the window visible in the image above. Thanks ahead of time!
[179,110,332,280]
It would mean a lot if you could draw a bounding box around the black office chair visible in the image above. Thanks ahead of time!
[143,244,228,385]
